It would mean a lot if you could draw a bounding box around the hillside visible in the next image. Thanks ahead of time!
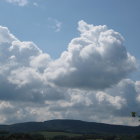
[0,119,140,134]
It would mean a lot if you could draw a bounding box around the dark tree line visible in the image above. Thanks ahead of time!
[0,131,140,140]
[0,132,45,140]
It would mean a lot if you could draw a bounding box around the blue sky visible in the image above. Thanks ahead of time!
[0,0,140,59]
[0,0,140,125]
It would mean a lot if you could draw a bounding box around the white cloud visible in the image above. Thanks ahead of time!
[45,20,136,89]
[5,0,28,6]
[96,91,126,110]
[0,26,17,43]
[135,81,140,102]
[0,21,139,126]
[30,53,51,72]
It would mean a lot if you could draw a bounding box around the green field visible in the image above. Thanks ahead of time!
[33,131,82,139]
[1,130,140,140]
[30,131,140,140]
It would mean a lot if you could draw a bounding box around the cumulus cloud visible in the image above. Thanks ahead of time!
[45,79,140,125]
[4,0,28,6]
[46,20,136,89]
[1,79,139,125]
[0,21,139,125]
[0,25,61,103]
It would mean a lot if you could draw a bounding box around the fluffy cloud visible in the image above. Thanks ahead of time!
[44,79,140,125]
[0,26,60,103]
[1,79,139,125]
[0,22,139,125]
[5,0,28,6]
[46,20,136,89]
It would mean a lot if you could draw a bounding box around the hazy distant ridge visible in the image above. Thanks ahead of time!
[0,119,140,134]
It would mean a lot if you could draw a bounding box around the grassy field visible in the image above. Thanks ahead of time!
[32,131,140,140]
[1,130,140,140]
[33,131,82,139]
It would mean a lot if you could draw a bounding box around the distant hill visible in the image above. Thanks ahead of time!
[0,119,140,134]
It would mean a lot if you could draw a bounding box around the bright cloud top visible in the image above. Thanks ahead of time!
[0,21,139,125]
[46,20,136,89]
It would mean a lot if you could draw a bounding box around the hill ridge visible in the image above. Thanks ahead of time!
[0,119,140,134]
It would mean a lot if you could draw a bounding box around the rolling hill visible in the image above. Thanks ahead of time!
[0,119,140,134]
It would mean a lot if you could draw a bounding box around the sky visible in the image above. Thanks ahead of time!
[0,0,140,126]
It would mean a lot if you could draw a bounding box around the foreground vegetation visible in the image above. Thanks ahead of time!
[0,131,140,140]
